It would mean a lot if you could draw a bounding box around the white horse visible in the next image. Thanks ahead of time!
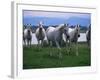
[86,24,91,46]
[46,24,69,58]
[68,24,80,56]
[23,24,33,46]
[35,22,46,46]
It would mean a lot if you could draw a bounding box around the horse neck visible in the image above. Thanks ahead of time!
[57,25,64,32]
[55,24,62,29]
[73,29,78,38]
[89,29,90,33]
[88,29,90,36]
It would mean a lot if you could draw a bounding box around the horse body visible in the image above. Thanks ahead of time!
[46,24,67,48]
[35,28,45,40]
[46,24,68,58]
[46,27,55,42]
[35,22,46,46]
[23,28,32,46]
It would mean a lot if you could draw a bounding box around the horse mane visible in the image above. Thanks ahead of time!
[55,24,65,30]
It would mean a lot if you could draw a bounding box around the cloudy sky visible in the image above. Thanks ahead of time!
[23,10,91,27]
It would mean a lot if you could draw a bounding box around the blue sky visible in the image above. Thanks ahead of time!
[23,10,91,27]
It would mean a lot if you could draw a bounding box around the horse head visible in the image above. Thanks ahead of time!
[38,21,44,31]
[63,23,69,39]
[58,24,66,32]
[75,24,80,37]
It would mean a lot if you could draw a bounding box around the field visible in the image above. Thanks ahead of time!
[23,42,91,69]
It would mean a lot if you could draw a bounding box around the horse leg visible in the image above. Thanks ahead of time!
[30,37,32,47]
[30,40,32,46]
[87,39,89,46]
[68,40,72,55]
[89,40,91,47]
[37,40,40,46]
[55,41,62,58]
[49,41,53,56]
[27,39,29,47]
[37,40,41,50]
[29,40,31,47]
[24,39,27,47]
[23,39,25,46]
[61,39,64,47]
[88,40,90,47]
[75,42,78,56]
[55,41,61,49]
[65,39,69,55]
[41,40,43,47]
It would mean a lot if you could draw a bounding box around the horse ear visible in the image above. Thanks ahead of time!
[64,23,66,27]
[29,24,31,27]
[37,23,40,27]
[67,23,69,27]
[89,24,91,27]
[88,24,91,29]
[38,21,43,27]
[30,24,32,29]
[77,24,80,28]
[39,21,43,25]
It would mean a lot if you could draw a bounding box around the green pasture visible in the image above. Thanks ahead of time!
[23,42,91,69]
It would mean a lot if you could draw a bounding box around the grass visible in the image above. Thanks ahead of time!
[23,42,91,69]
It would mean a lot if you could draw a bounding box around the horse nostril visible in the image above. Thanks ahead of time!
[78,35,80,37]
[67,35,69,39]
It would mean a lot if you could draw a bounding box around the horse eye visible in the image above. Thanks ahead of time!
[64,29,67,31]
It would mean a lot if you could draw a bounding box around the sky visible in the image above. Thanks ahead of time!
[23,10,91,27]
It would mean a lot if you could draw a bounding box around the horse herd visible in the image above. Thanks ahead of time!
[23,21,91,58]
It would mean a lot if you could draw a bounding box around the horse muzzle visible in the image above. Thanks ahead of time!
[67,35,70,39]
[40,27,42,30]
